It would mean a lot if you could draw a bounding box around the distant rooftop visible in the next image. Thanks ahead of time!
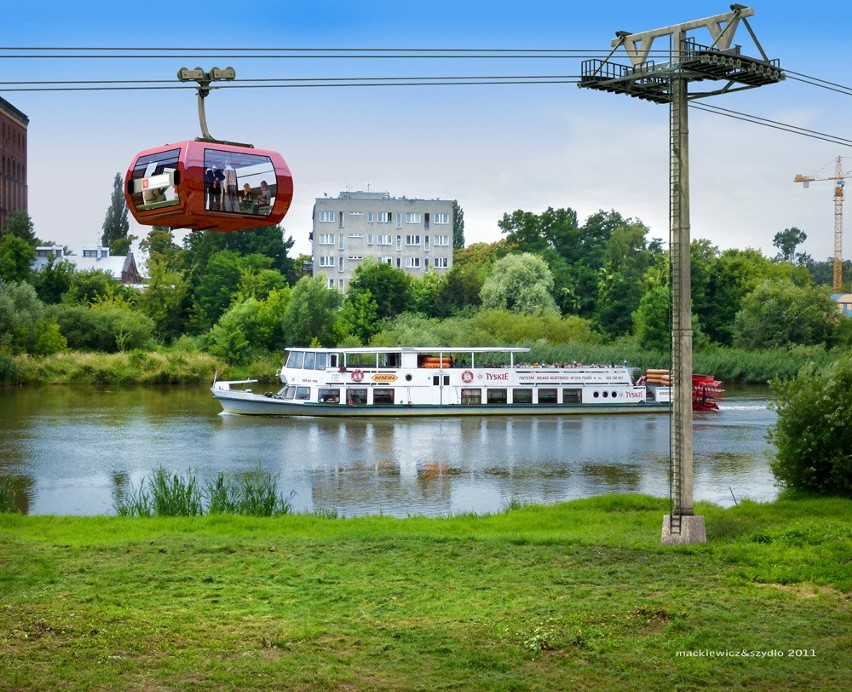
[0,95,29,126]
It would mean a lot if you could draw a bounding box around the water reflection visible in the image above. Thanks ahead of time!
[0,385,778,516]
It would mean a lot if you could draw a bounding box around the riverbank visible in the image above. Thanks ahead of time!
[1,343,843,386]
[1,495,849,689]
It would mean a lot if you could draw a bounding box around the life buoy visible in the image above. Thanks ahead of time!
[351,369,364,383]
[461,370,474,383]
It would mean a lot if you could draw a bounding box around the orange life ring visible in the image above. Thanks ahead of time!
[461,370,474,383]
[351,369,364,383]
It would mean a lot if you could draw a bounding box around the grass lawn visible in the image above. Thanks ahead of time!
[1,495,849,690]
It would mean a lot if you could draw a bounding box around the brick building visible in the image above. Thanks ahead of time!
[0,96,28,230]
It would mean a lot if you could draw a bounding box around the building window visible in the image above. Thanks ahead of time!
[367,234,374,245]
[318,256,335,267]
[377,234,392,246]
[405,212,421,224]
[405,234,420,246]
[338,212,344,228]
[396,213,402,229]
[338,234,345,250]
[433,257,449,269]
[404,257,421,269]
[319,211,335,223]
[380,256,393,265]
[338,257,345,273]
[368,212,375,223]
[396,236,402,251]
[434,235,450,246]
[318,233,334,245]
[434,213,450,224]
[378,212,391,223]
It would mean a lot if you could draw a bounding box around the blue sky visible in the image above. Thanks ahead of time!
[3,1,850,262]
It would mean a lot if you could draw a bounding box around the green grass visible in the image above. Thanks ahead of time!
[1,495,849,690]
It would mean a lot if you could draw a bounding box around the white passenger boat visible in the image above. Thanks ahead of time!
[212,346,672,417]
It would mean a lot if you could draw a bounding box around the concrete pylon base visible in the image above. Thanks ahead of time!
[661,515,706,544]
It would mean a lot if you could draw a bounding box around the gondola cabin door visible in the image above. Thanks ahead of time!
[125,141,293,233]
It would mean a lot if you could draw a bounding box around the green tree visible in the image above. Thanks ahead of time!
[346,260,414,321]
[282,275,341,346]
[432,262,484,318]
[137,256,190,343]
[101,172,130,254]
[0,281,66,355]
[703,248,794,346]
[63,269,127,306]
[0,211,36,244]
[480,253,559,315]
[498,207,580,263]
[0,235,35,283]
[769,356,852,496]
[452,200,465,249]
[594,219,662,339]
[632,284,670,351]
[772,227,807,264]
[734,279,839,349]
[31,254,75,304]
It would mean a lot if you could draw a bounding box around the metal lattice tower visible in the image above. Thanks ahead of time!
[794,156,851,292]
[579,5,783,542]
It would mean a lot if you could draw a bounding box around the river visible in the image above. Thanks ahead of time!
[0,384,777,516]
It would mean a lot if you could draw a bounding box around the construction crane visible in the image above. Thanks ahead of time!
[794,156,851,292]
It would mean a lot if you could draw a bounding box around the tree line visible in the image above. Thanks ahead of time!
[1,180,850,373]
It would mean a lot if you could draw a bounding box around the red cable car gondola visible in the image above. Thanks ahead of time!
[124,140,293,233]
[124,66,293,233]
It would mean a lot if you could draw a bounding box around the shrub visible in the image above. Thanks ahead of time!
[768,356,852,496]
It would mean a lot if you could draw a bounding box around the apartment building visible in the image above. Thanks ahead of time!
[312,191,454,291]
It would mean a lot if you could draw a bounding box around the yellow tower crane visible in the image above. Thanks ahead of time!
[794,155,851,292]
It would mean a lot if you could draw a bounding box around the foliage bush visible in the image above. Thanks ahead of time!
[48,302,154,352]
[768,356,852,497]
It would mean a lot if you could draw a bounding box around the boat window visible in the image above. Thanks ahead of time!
[329,354,338,368]
[538,389,558,404]
[286,351,304,369]
[304,352,316,370]
[315,353,327,370]
[381,353,400,368]
[512,389,533,405]
[318,388,340,404]
[283,386,297,400]
[487,389,507,405]
[347,389,368,405]
[461,388,481,405]
[563,388,582,404]
[295,387,311,400]
[372,389,395,405]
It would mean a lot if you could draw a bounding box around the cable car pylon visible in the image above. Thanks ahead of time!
[579,5,784,544]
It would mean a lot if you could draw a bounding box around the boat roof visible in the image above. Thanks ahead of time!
[285,346,531,354]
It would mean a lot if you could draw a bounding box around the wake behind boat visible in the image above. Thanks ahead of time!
[211,346,702,417]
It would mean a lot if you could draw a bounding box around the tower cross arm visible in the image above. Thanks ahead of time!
[611,6,755,67]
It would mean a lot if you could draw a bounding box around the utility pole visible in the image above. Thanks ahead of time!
[579,5,784,544]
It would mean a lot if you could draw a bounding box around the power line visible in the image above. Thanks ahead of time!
[690,102,852,148]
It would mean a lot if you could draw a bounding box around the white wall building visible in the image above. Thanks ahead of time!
[311,191,454,291]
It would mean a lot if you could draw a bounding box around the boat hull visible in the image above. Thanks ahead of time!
[212,387,671,417]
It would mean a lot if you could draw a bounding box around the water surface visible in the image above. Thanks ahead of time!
[0,384,777,516]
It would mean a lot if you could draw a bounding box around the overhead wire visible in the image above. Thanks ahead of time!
[0,46,847,147]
